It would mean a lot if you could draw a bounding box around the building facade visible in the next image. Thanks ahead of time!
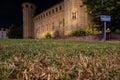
[22,0,93,39]
[0,28,8,38]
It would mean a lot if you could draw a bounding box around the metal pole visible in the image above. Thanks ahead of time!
[101,0,104,7]
[103,21,106,41]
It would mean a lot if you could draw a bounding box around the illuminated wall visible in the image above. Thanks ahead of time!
[22,0,93,39]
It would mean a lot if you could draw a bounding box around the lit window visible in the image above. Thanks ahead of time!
[72,12,77,20]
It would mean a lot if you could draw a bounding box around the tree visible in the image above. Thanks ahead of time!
[7,24,23,38]
[83,0,120,31]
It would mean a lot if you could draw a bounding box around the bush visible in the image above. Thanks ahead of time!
[7,24,23,38]
[52,30,60,38]
[70,29,92,37]
[115,29,120,34]
[45,32,51,39]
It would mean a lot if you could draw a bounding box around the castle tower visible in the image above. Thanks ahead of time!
[22,2,36,39]
[64,0,92,35]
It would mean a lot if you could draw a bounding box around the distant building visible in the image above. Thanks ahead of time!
[22,0,94,39]
[0,28,8,38]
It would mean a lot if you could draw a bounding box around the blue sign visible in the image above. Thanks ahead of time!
[100,15,111,22]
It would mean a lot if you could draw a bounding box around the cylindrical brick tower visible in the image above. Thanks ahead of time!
[22,2,36,39]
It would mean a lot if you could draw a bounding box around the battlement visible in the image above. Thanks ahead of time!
[33,2,64,22]
[22,2,36,10]
[22,0,93,39]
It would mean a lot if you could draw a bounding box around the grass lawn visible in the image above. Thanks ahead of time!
[0,39,120,80]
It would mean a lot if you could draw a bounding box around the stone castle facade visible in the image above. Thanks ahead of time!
[22,0,93,39]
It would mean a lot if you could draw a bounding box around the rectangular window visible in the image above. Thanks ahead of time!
[41,15,42,19]
[56,7,58,12]
[52,9,54,14]
[42,25,44,32]
[52,22,54,30]
[59,5,62,10]
[72,12,77,20]
[46,12,48,16]
[63,19,65,27]
[46,24,48,31]
[43,14,45,18]
[49,11,51,15]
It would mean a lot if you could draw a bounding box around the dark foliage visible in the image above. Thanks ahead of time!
[7,24,23,38]
[70,29,92,37]
[83,0,120,31]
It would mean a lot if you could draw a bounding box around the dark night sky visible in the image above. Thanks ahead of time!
[0,0,63,28]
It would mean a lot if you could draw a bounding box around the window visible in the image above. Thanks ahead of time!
[63,19,65,34]
[42,27,44,32]
[56,7,58,12]
[46,24,48,31]
[49,11,51,15]
[52,9,54,14]
[63,19,65,27]
[40,15,42,19]
[42,24,44,32]
[43,14,45,18]
[52,22,54,30]
[31,5,33,9]
[25,5,28,8]
[38,16,40,20]
[59,5,62,10]
[72,12,77,20]
[46,12,48,16]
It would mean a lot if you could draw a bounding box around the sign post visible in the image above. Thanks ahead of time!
[100,15,111,41]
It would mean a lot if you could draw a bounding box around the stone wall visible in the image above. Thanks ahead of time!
[64,0,93,35]
[59,33,120,41]
[22,3,36,39]
[61,34,102,41]
[33,2,64,38]
[23,0,94,39]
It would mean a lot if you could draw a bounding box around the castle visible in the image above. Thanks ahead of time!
[22,0,93,39]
